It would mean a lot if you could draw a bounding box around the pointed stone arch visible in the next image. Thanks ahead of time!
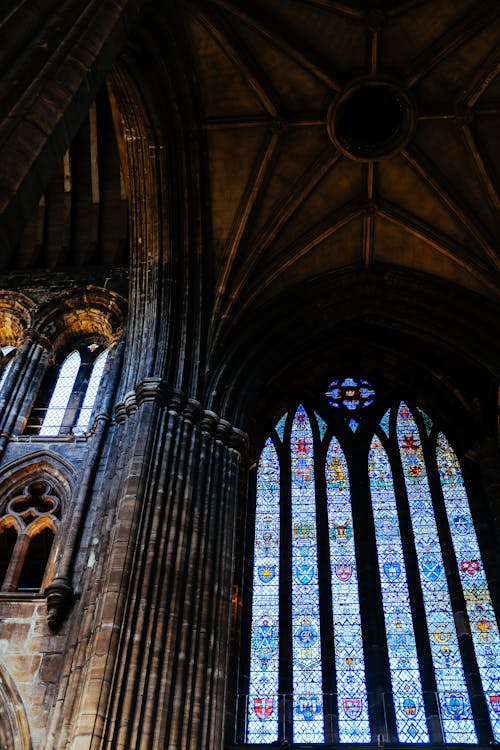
[0,661,32,750]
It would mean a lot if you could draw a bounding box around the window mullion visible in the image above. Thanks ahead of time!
[2,533,29,592]
[351,442,391,743]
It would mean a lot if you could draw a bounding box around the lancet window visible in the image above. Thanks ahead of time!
[0,480,61,592]
[0,346,15,394]
[28,343,109,436]
[240,379,499,746]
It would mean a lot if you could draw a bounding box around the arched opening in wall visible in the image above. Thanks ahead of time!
[25,342,110,437]
[17,527,55,592]
[0,525,17,587]
[0,475,63,594]
[235,386,500,747]
[221,272,500,749]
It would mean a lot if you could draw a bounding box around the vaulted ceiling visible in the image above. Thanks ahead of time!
[4,0,500,399]
[181,0,500,337]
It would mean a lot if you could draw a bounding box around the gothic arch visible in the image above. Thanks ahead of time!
[0,451,76,515]
[34,287,126,354]
[207,266,500,428]
[0,661,32,750]
[0,292,34,346]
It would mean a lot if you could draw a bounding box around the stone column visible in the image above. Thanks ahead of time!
[46,381,247,750]
[0,329,51,458]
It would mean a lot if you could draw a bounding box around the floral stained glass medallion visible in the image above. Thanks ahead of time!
[326,377,375,411]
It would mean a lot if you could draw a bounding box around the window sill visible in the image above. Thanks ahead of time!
[0,591,44,601]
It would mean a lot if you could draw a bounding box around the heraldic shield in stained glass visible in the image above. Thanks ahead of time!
[245,391,499,745]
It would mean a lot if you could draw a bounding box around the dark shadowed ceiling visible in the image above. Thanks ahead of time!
[182,0,500,343]
[6,0,500,358]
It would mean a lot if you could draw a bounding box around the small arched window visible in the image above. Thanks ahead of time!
[30,343,109,437]
[0,346,15,394]
[0,480,60,593]
[238,380,500,746]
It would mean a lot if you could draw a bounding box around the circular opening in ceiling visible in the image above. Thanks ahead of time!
[328,77,416,161]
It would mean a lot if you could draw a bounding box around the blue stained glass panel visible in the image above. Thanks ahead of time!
[275,413,287,441]
[315,412,328,440]
[369,435,428,742]
[348,418,358,432]
[379,409,390,436]
[437,433,500,741]
[397,404,477,743]
[291,406,324,743]
[248,438,280,743]
[326,436,371,742]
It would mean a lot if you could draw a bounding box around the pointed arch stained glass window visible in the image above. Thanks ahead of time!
[244,390,499,745]
[369,434,428,742]
[291,406,324,743]
[326,436,370,742]
[436,434,500,742]
[397,404,477,743]
[248,436,280,743]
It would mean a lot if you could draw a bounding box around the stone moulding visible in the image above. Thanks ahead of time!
[114,378,249,453]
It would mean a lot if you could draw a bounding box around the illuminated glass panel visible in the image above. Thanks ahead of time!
[326,436,370,742]
[248,437,280,743]
[315,412,328,440]
[437,433,500,741]
[418,408,433,436]
[74,349,109,434]
[275,413,287,441]
[380,409,390,436]
[326,378,375,410]
[40,351,81,436]
[369,435,428,742]
[0,346,15,393]
[291,406,324,743]
[397,403,477,743]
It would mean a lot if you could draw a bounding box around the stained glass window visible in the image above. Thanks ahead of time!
[326,436,370,742]
[248,436,280,743]
[369,433,428,742]
[291,406,324,743]
[244,389,498,745]
[397,403,477,743]
[436,434,500,742]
